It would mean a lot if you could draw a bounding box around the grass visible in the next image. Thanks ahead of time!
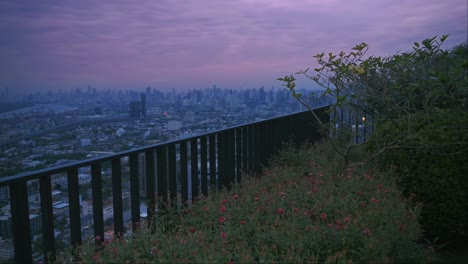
[55,141,429,263]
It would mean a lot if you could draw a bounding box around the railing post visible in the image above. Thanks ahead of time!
[248,125,254,174]
[156,147,168,205]
[39,176,55,263]
[200,137,208,196]
[254,124,261,174]
[226,130,236,186]
[67,168,82,246]
[91,163,104,243]
[145,150,156,223]
[168,145,177,202]
[190,139,199,199]
[217,132,228,189]
[241,126,248,176]
[9,182,32,264]
[180,142,189,201]
[209,135,217,190]
[111,158,124,236]
[129,153,140,230]
[235,128,242,183]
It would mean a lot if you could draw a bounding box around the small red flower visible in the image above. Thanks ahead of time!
[240,219,247,225]
[370,198,379,204]
[277,208,284,214]
[279,192,286,198]
[259,206,265,211]
[253,197,259,202]
[293,207,299,213]
[218,216,226,224]
[203,206,209,212]
[320,213,327,219]
[189,227,197,233]
[219,205,226,212]
[95,235,101,241]
[344,216,351,223]
[220,232,227,239]
[232,194,239,200]
[377,183,383,190]
[151,247,158,255]
[363,228,371,236]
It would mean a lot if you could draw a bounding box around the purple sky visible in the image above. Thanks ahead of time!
[1,0,466,93]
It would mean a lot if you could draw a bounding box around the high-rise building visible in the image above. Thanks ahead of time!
[129,101,141,118]
[141,93,147,117]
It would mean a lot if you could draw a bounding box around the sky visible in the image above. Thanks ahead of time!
[0,0,467,94]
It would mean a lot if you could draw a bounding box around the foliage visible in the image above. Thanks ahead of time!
[278,36,468,239]
[54,142,426,263]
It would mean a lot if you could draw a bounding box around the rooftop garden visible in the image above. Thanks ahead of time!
[56,142,426,263]
[55,35,467,263]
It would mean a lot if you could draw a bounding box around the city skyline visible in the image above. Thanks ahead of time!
[1,0,467,93]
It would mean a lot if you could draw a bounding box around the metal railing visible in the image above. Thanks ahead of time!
[0,106,329,263]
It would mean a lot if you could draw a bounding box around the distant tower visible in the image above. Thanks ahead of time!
[129,101,141,118]
[140,93,147,117]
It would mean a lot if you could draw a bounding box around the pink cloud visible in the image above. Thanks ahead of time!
[0,0,466,92]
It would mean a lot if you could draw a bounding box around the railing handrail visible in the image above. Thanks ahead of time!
[0,107,327,186]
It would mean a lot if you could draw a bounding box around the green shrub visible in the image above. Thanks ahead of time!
[55,142,426,263]
[372,111,468,239]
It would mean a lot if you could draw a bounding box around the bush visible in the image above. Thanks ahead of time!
[373,111,468,239]
[55,142,426,263]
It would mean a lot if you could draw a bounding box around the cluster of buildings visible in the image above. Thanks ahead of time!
[0,85,329,262]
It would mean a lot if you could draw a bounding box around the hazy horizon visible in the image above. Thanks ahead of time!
[1,0,467,93]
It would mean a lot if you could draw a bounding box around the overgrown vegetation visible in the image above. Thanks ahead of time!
[279,36,468,241]
[55,142,426,263]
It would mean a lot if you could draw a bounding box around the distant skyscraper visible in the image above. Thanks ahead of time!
[129,101,141,118]
[141,93,147,117]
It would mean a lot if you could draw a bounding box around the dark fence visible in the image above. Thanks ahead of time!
[0,106,329,263]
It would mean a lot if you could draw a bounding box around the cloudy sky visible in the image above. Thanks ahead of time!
[0,0,466,93]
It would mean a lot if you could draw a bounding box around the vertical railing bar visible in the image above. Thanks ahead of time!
[168,145,177,203]
[248,125,254,174]
[241,126,248,176]
[254,124,261,174]
[67,168,82,246]
[228,130,236,187]
[156,147,168,206]
[111,158,124,237]
[39,176,55,263]
[235,128,242,183]
[200,137,208,196]
[129,153,140,230]
[190,139,199,199]
[180,142,189,202]
[209,135,217,190]
[9,182,33,264]
[145,150,156,224]
[91,162,104,243]
[218,132,227,189]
